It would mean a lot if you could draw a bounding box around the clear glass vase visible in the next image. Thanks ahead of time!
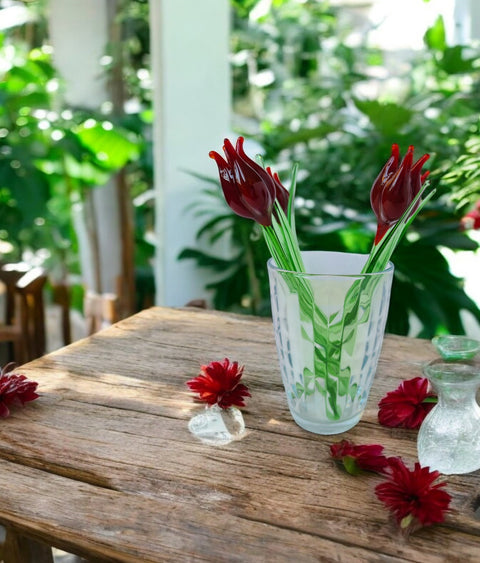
[417,359,480,475]
[188,404,246,445]
[432,335,480,361]
[268,250,394,435]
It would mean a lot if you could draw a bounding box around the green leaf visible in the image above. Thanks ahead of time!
[440,46,476,75]
[178,248,242,271]
[230,0,261,18]
[354,100,413,136]
[342,456,361,476]
[75,122,140,170]
[424,15,447,52]
[35,154,111,186]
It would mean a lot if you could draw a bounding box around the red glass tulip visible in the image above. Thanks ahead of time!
[209,137,288,227]
[371,144,430,245]
[266,166,289,217]
[460,200,480,230]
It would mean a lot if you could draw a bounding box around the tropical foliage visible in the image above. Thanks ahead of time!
[1,0,479,337]
[180,0,480,337]
[0,0,153,309]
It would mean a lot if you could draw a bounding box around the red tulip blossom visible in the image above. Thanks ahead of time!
[378,377,437,430]
[460,200,480,230]
[186,358,251,409]
[330,439,391,475]
[209,137,288,227]
[375,457,451,534]
[266,165,289,216]
[371,144,430,245]
[0,364,39,418]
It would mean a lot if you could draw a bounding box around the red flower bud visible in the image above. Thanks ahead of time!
[209,137,288,226]
[371,144,430,245]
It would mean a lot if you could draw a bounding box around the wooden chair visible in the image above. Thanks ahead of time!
[0,265,48,364]
[51,281,72,346]
[0,525,54,563]
[0,263,27,325]
[0,291,24,364]
[16,267,48,361]
[83,291,120,335]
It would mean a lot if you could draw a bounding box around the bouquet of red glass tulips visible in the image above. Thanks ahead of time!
[209,138,433,431]
[210,137,432,278]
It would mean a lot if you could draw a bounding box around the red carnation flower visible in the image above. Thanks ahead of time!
[378,377,437,429]
[186,358,251,409]
[375,457,451,534]
[330,439,391,475]
[0,364,39,418]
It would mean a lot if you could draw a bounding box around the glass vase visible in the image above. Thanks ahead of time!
[268,250,394,435]
[432,335,480,361]
[188,404,246,445]
[417,359,480,475]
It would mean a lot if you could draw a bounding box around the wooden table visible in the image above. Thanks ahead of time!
[1,306,480,562]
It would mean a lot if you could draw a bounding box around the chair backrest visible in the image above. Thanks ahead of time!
[0,264,27,324]
[16,267,48,360]
[0,264,47,364]
[84,291,119,335]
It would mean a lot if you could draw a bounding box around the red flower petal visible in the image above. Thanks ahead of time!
[186,358,251,409]
[330,439,390,475]
[266,166,289,217]
[378,377,437,429]
[371,144,429,245]
[209,137,288,227]
[375,458,451,533]
[0,366,39,418]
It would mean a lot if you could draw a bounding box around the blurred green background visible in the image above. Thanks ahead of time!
[1,0,480,338]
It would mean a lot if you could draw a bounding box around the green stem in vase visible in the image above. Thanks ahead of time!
[209,137,432,424]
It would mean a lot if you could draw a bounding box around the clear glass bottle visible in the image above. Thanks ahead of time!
[188,405,246,446]
[417,359,480,475]
[432,335,480,362]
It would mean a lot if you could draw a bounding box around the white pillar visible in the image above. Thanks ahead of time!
[468,0,480,39]
[48,0,121,294]
[448,0,480,44]
[150,0,231,306]
[452,0,471,44]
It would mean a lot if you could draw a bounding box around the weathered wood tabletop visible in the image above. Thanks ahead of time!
[1,306,480,562]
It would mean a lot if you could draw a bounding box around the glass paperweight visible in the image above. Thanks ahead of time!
[417,359,480,475]
[432,335,480,362]
[188,404,246,446]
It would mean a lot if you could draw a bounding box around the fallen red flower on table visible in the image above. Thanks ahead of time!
[378,377,437,429]
[330,439,391,475]
[186,358,251,409]
[0,364,39,418]
[375,457,451,534]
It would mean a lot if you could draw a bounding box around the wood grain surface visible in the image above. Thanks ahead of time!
[0,306,479,562]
